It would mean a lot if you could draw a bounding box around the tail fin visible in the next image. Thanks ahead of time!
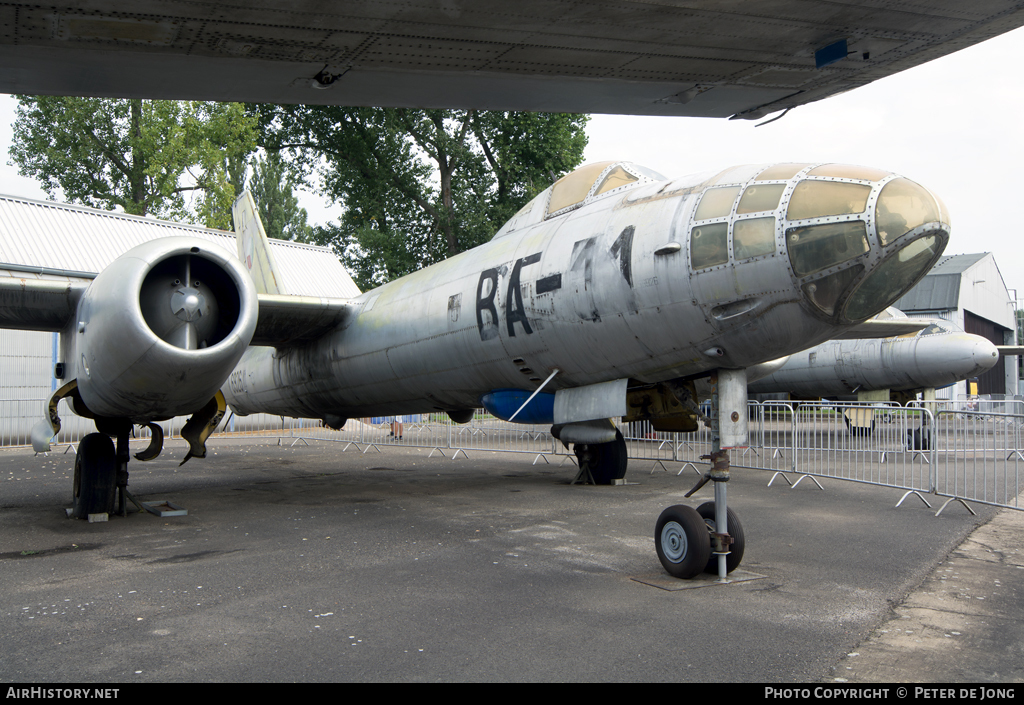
[232,190,285,295]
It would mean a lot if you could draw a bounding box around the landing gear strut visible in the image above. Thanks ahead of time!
[71,418,163,519]
[655,368,748,580]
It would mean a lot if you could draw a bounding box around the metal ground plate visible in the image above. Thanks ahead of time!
[631,569,767,590]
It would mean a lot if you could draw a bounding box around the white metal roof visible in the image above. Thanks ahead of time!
[0,194,360,298]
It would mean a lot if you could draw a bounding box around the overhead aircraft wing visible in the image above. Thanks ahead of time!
[0,2,1021,119]
[830,319,930,340]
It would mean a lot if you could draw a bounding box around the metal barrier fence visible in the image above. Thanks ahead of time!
[6,398,1021,514]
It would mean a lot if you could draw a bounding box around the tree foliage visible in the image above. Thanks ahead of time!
[255,106,588,289]
[247,150,313,242]
[9,96,257,229]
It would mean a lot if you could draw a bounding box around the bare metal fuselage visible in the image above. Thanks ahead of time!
[223,164,945,421]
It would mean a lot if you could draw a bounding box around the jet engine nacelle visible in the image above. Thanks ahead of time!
[74,237,258,421]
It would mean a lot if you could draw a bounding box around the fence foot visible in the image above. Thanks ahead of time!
[677,461,700,476]
[559,455,578,468]
[1007,450,1024,461]
[791,474,825,490]
[908,450,931,464]
[649,460,668,474]
[451,448,468,460]
[895,489,933,509]
[769,471,824,490]
[362,444,382,454]
[532,454,551,465]
[342,442,362,452]
[771,448,786,460]
[63,444,77,455]
[935,496,977,517]
[428,447,447,458]
[289,437,310,447]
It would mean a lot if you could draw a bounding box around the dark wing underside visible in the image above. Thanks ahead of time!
[0,276,87,332]
[252,294,351,346]
[0,1,1021,119]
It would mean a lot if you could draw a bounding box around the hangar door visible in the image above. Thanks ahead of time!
[964,310,1007,395]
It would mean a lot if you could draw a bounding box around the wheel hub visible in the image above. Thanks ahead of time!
[661,521,687,562]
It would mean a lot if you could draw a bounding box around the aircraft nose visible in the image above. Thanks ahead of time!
[969,336,1000,376]
[782,165,949,324]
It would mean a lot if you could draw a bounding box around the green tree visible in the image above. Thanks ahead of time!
[9,96,257,229]
[248,151,313,242]
[255,106,588,289]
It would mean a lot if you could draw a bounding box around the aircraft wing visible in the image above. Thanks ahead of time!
[0,2,1021,119]
[0,273,351,348]
[830,319,931,340]
[252,294,352,346]
[997,346,1024,357]
[0,276,88,332]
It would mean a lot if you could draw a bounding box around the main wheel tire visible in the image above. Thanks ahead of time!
[585,431,628,485]
[655,505,712,579]
[72,433,117,519]
[696,501,745,574]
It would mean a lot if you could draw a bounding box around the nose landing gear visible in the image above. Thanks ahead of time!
[655,368,748,580]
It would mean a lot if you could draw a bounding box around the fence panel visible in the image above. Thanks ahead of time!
[4,398,1020,513]
[931,411,1022,510]
[786,403,934,493]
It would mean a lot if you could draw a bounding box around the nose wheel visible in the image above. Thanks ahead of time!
[654,502,745,578]
[655,505,711,579]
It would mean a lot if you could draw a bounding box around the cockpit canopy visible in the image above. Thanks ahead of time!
[492,161,666,240]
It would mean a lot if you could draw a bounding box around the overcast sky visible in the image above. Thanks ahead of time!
[1,24,1022,299]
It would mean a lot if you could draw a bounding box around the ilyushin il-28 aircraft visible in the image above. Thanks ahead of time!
[0,0,1018,580]
[4,159,949,578]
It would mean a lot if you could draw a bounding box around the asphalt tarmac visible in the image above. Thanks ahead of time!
[1,436,1021,683]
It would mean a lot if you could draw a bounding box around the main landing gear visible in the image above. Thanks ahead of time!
[655,368,748,581]
[71,420,142,519]
[71,416,169,519]
[71,433,116,519]
[572,430,628,485]
[63,392,223,520]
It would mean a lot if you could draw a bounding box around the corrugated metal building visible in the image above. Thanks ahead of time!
[0,193,358,444]
[894,252,1019,399]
